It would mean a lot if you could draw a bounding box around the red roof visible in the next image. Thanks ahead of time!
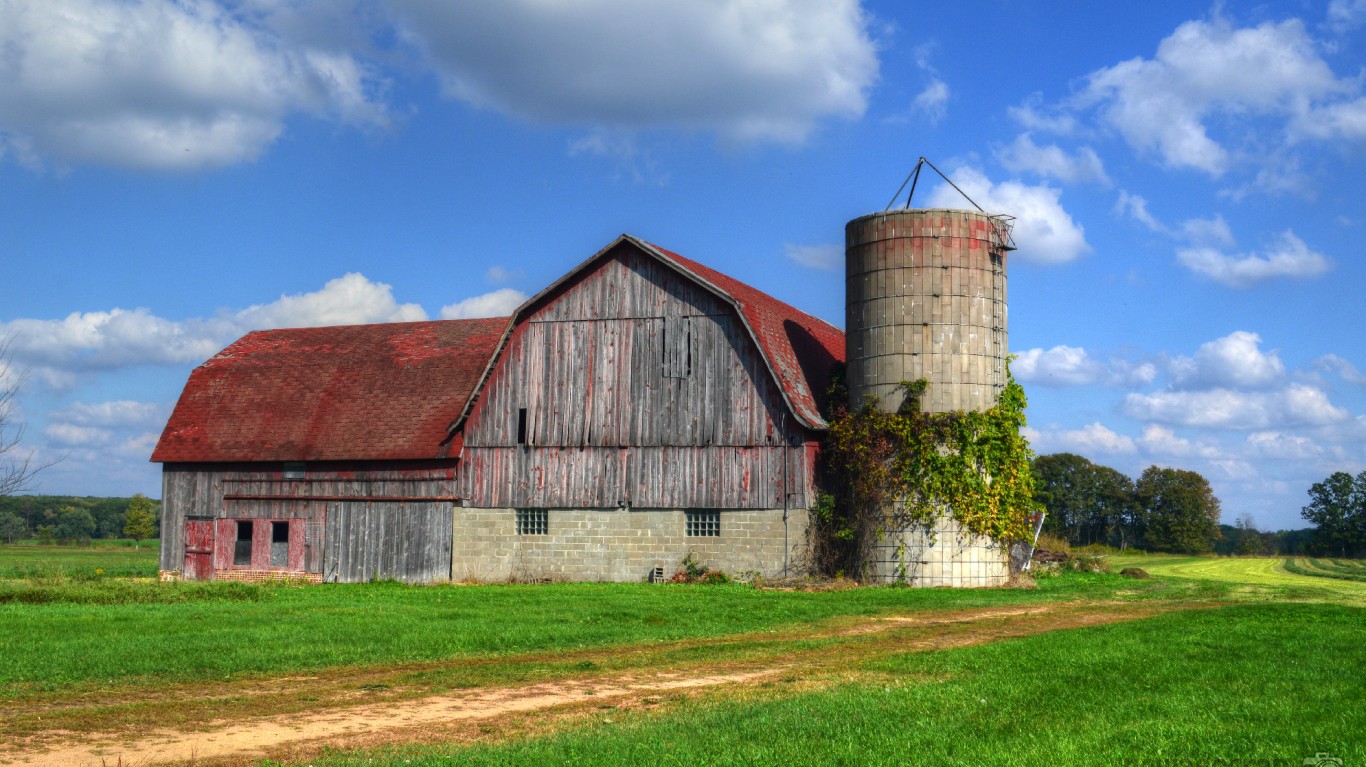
[643,241,844,430]
[152,318,507,462]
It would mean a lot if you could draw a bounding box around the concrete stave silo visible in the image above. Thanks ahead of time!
[844,207,1015,587]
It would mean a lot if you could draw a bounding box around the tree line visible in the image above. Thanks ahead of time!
[1032,454,1361,556]
[0,494,161,545]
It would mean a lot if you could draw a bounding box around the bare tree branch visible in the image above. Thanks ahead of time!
[0,333,57,496]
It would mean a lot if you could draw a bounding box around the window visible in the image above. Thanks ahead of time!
[686,510,720,537]
[516,509,547,536]
[282,462,306,480]
[270,521,290,568]
[233,520,253,565]
[517,408,529,445]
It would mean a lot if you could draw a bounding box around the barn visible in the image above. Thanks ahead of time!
[153,235,844,583]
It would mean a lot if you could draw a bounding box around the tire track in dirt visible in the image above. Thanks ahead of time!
[0,601,1187,767]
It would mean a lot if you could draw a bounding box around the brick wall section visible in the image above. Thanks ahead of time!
[452,507,809,582]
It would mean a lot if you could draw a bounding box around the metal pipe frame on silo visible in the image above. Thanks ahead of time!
[845,208,1010,415]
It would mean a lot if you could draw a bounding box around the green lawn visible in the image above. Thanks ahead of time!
[297,601,1363,767]
[0,542,159,579]
[1109,551,1366,602]
[0,574,1159,695]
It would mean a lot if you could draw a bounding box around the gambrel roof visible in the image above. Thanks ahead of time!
[152,318,507,462]
[153,236,845,463]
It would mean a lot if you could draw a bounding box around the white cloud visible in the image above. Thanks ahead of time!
[1014,345,1157,388]
[1008,94,1078,135]
[439,289,527,320]
[389,0,877,144]
[1178,216,1235,248]
[1076,16,1344,175]
[1292,96,1366,143]
[1123,384,1349,430]
[0,0,387,171]
[996,134,1110,186]
[1176,230,1331,288]
[50,400,169,429]
[1315,354,1366,385]
[1,273,431,388]
[1114,191,1164,232]
[784,243,843,271]
[913,80,949,124]
[1326,0,1366,33]
[1026,422,1137,455]
[1246,430,1324,459]
[485,266,522,284]
[236,273,426,329]
[1169,331,1285,390]
[925,167,1090,264]
[1137,425,1219,459]
[1012,346,1103,386]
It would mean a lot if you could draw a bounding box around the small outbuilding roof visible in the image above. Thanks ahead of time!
[151,318,507,463]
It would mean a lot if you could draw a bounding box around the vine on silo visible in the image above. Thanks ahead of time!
[813,366,1041,579]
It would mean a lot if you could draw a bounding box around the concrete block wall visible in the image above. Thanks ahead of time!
[872,512,1010,587]
[451,507,809,582]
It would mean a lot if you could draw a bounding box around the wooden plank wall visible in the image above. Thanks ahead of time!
[462,246,818,510]
[323,502,453,584]
[160,462,457,580]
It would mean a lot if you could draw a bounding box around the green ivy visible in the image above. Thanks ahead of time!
[816,369,1041,577]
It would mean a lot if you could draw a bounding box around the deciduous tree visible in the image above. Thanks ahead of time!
[1136,466,1221,554]
[1301,471,1366,557]
[123,493,157,548]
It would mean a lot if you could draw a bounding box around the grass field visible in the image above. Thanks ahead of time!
[0,541,159,579]
[2,545,1363,766]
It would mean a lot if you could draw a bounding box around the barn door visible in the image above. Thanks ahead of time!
[183,517,215,580]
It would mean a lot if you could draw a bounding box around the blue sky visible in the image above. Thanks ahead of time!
[1,0,1363,532]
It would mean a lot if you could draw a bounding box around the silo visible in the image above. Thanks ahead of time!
[844,207,1014,586]
[845,208,1010,414]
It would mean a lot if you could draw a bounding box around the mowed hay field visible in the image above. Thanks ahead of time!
[1,547,1363,767]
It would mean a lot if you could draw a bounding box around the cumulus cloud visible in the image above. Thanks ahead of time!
[1114,191,1164,232]
[1246,430,1324,459]
[1123,384,1349,430]
[925,167,1090,264]
[389,0,877,144]
[1326,0,1366,33]
[1137,425,1219,459]
[1014,345,1157,388]
[1025,422,1137,455]
[996,134,1110,186]
[1168,331,1285,390]
[1176,230,1332,288]
[0,273,426,383]
[236,273,426,329]
[439,289,527,320]
[1074,16,1344,175]
[0,0,387,171]
[784,243,843,271]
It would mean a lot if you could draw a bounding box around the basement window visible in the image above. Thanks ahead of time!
[233,520,253,565]
[686,510,720,537]
[270,521,290,568]
[516,509,548,536]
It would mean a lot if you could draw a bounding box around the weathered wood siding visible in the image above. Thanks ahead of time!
[160,461,457,582]
[461,245,818,509]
